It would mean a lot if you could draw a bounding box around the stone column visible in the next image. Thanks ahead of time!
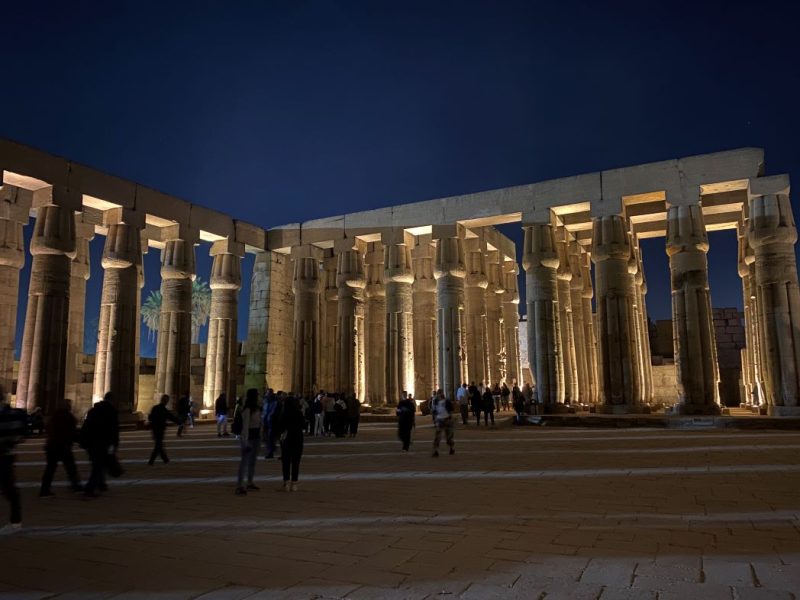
[631,236,653,405]
[556,227,578,404]
[383,230,414,403]
[501,260,521,386]
[412,234,438,400]
[290,246,321,398]
[320,250,338,393]
[65,216,94,410]
[336,239,366,399]
[522,222,562,406]
[738,220,761,406]
[17,203,76,413]
[581,251,599,405]
[485,250,505,386]
[464,236,489,387]
[666,205,720,414]
[567,242,589,404]
[203,239,243,409]
[93,212,143,414]
[748,193,800,415]
[591,215,640,412]
[434,224,467,401]
[0,196,26,403]
[154,226,195,402]
[364,241,386,405]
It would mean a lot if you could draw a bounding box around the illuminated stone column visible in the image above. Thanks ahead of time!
[738,220,761,406]
[591,215,640,412]
[749,192,800,415]
[382,230,414,403]
[203,239,243,409]
[434,224,467,401]
[464,236,489,387]
[65,216,94,409]
[501,260,521,386]
[0,189,27,404]
[411,234,437,400]
[17,202,76,413]
[567,241,589,404]
[485,250,505,386]
[522,222,562,406]
[93,212,143,414]
[320,249,338,392]
[336,239,366,400]
[631,236,653,404]
[154,226,195,402]
[666,204,720,414]
[555,227,578,404]
[290,245,321,398]
[580,252,599,405]
[364,241,386,404]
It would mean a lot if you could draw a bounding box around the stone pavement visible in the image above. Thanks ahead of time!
[1,417,799,599]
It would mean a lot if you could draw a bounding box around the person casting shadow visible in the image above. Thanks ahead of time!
[148,395,181,465]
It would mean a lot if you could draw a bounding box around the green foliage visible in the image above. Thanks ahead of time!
[140,278,213,344]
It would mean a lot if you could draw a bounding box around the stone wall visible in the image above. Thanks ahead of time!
[651,362,677,406]
[713,307,746,406]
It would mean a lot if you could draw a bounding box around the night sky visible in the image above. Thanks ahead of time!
[2,1,799,356]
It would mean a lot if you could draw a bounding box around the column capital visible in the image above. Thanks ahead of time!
[0,218,24,269]
[486,250,504,295]
[30,204,77,258]
[591,215,631,263]
[748,193,797,248]
[568,241,584,292]
[380,228,414,247]
[666,204,709,256]
[364,241,385,298]
[522,222,559,271]
[464,236,488,289]
[103,221,142,270]
[102,206,146,229]
[431,223,465,241]
[555,226,572,282]
[434,232,466,280]
[291,253,320,294]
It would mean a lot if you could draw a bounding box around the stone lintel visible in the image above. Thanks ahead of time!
[102,207,146,229]
[749,174,790,198]
[160,223,199,244]
[380,228,414,247]
[190,204,234,240]
[463,235,487,253]
[431,223,465,240]
[333,236,366,253]
[265,224,297,252]
[290,244,324,260]
[210,238,245,258]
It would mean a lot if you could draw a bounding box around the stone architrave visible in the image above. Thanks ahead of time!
[0,193,26,403]
[203,239,243,409]
[555,227,578,404]
[666,205,720,414]
[433,224,467,402]
[65,216,94,410]
[580,252,599,405]
[17,202,77,413]
[154,226,196,402]
[501,260,521,386]
[290,246,321,399]
[748,193,800,415]
[591,215,640,412]
[93,211,143,414]
[382,230,414,404]
[464,236,489,387]
[567,242,589,404]
[485,250,505,386]
[522,222,562,406]
[364,241,386,405]
[320,250,338,393]
[411,234,438,400]
[631,236,653,404]
[336,239,366,400]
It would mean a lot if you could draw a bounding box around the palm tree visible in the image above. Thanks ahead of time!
[141,278,213,344]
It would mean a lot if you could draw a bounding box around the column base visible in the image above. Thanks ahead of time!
[767,406,800,417]
[673,402,722,416]
[598,404,649,415]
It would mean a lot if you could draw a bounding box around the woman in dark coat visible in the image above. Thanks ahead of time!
[482,388,495,426]
[396,393,416,451]
[277,396,305,492]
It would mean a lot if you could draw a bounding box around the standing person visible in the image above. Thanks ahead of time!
[333,395,347,437]
[215,393,229,437]
[0,395,25,532]
[346,393,361,438]
[176,392,191,437]
[147,395,181,465]
[323,393,336,436]
[482,387,496,426]
[456,383,469,425]
[469,382,482,426]
[232,396,243,439]
[262,389,279,459]
[396,391,416,451]
[513,387,525,424]
[39,398,82,497]
[80,392,120,498]
[431,390,455,457]
[276,395,305,491]
[235,388,263,496]
[500,383,511,411]
[312,392,325,437]
[492,383,502,413]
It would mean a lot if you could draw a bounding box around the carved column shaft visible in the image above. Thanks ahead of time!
[464,237,489,386]
[501,261,521,386]
[568,242,589,403]
[738,221,761,405]
[384,235,414,403]
[291,251,320,398]
[320,251,338,392]
[336,245,366,399]
[66,218,93,410]
[630,237,652,405]
[412,236,438,399]
[0,216,24,402]
[581,252,599,405]
[365,242,386,404]
[486,251,505,385]
[556,228,578,403]
[434,229,467,401]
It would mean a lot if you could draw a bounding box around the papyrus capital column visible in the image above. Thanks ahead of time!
[501,259,521,386]
[748,192,800,414]
[434,224,467,402]
[464,235,489,387]
[630,235,653,405]
[567,241,589,404]
[666,204,720,414]
[66,215,94,412]
[291,245,322,398]
[522,221,562,406]
[155,225,196,403]
[320,250,338,392]
[204,239,244,409]
[485,249,505,386]
[411,234,438,400]
[382,229,414,403]
[17,201,76,413]
[580,251,599,405]
[364,241,386,404]
[555,227,578,403]
[336,238,366,399]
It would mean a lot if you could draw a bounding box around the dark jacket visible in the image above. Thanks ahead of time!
[276,407,305,443]
[80,400,120,451]
[148,404,180,432]
[215,396,228,417]
[46,407,78,448]
[483,390,495,412]
[396,399,416,427]
[469,387,482,412]
[176,396,190,416]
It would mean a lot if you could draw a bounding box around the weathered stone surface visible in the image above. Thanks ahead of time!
[383,232,414,404]
[501,260,521,386]
[434,225,467,401]
[290,247,321,398]
[0,214,24,402]
[336,241,366,399]
[364,241,386,404]
[464,236,489,387]
[485,250,504,386]
[411,234,437,400]
[556,226,578,404]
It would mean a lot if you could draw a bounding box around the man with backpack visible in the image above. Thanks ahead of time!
[431,389,455,457]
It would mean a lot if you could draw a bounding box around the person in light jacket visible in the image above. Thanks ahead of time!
[235,389,263,496]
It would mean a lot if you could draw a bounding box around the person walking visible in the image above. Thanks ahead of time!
[500,382,511,411]
[396,391,416,451]
[147,395,181,465]
[215,393,229,437]
[176,392,191,437]
[276,395,305,491]
[262,389,279,459]
[469,382,482,426]
[431,390,455,457]
[456,383,469,425]
[482,386,496,426]
[80,392,120,497]
[235,389,263,496]
[346,393,361,437]
[39,399,82,497]
[0,395,25,533]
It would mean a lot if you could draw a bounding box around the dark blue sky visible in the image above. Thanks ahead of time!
[2,1,799,355]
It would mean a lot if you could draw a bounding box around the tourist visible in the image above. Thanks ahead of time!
[396,391,416,451]
[431,389,455,457]
[469,382,482,426]
[232,396,243,439]
[215,393,229,437]
[39,398,82,497]
[80,392,120,497]
[513,387,525,424]
[500,382,511,411]
[27,407,44,436]
[346,392,360,437]
[492,382,502,412]
[323,393,336,435]
[482,386,496,426]
[277,395,305,491]
[0,394,25,533]
[235,388,263,496]
[298,395,311,435]
[262,389,279,459]
[176,392,191,437]
[522,382,534,415]
[147,394,181,465]
[312,391,325,436]
[333,394,348,437]
[456,383,469,425]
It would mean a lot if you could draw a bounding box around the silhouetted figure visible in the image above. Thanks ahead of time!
[456,383,469,425]
[469,383,482,426]
[148,395,181,465]
[0,395,25,532]
[396,391,416,451]
[262,389,279,458]
[431,390,455,457]
[235,388,262,496]
[176,393,191,437]
[80,392,119,497]
[346,393,360,437]
[215,393,229,437]
[39,399,82,497]
[277,395,305,491]
[482,388,495,426]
